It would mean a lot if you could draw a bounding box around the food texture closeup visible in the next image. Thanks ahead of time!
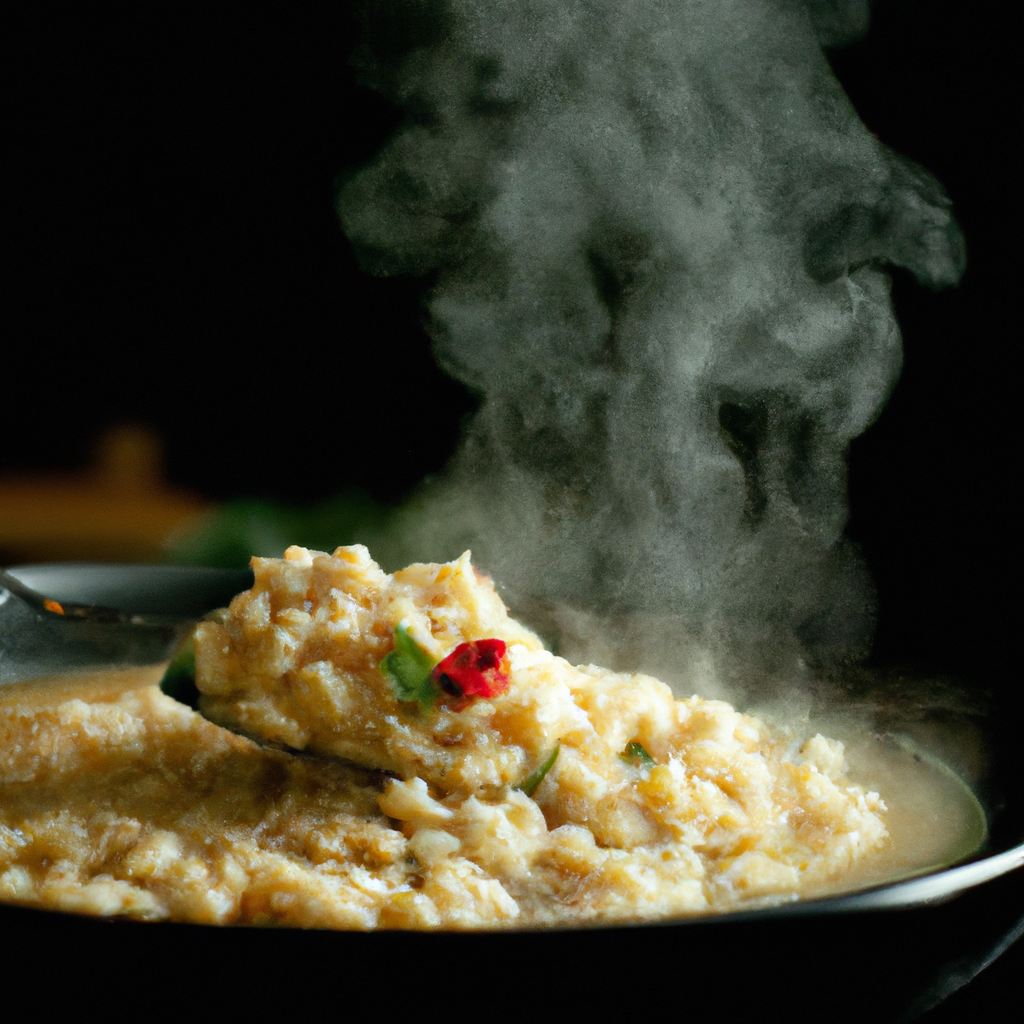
[0,546,889,928]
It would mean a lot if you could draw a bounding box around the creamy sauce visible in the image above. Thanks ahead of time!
[827,731,986,893]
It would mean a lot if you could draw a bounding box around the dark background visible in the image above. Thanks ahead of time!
[4,4,1016,669]
[6,4,1015,684]
[2,4,1019,1013]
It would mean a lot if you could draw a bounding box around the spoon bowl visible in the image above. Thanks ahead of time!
[0,563,253,683]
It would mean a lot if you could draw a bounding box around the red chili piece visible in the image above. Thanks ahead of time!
[431,639,510,703]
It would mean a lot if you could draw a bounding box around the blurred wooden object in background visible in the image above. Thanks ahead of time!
[0,425,208,564]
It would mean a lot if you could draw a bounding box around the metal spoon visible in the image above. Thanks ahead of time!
[0,563,254,684]
[0,564,254,624]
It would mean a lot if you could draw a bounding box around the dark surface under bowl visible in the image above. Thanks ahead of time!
[2,867,1023,1021]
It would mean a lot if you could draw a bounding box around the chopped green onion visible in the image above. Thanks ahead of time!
[620,741,656,769]
[518,743,560,796]
[380,622,439,707]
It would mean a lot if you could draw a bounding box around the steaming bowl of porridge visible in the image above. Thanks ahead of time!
[0,546,1009,932]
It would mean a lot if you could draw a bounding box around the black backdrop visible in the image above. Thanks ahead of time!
[6,5,1017,676]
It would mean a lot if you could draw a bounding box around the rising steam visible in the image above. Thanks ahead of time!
[338,0,964,694]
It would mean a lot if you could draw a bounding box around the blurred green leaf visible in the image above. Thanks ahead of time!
[165,489,396,568]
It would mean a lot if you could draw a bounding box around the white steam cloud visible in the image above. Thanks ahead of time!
[339,0,964,693]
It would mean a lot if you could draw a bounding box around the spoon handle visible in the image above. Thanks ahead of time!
[0,564,254,625]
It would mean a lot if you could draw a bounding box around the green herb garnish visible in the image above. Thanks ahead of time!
[379,622,439,707]
[620,741,656,769]
[518,743,560,796]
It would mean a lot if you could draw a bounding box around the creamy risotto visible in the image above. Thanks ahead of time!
[0,545,893,928]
